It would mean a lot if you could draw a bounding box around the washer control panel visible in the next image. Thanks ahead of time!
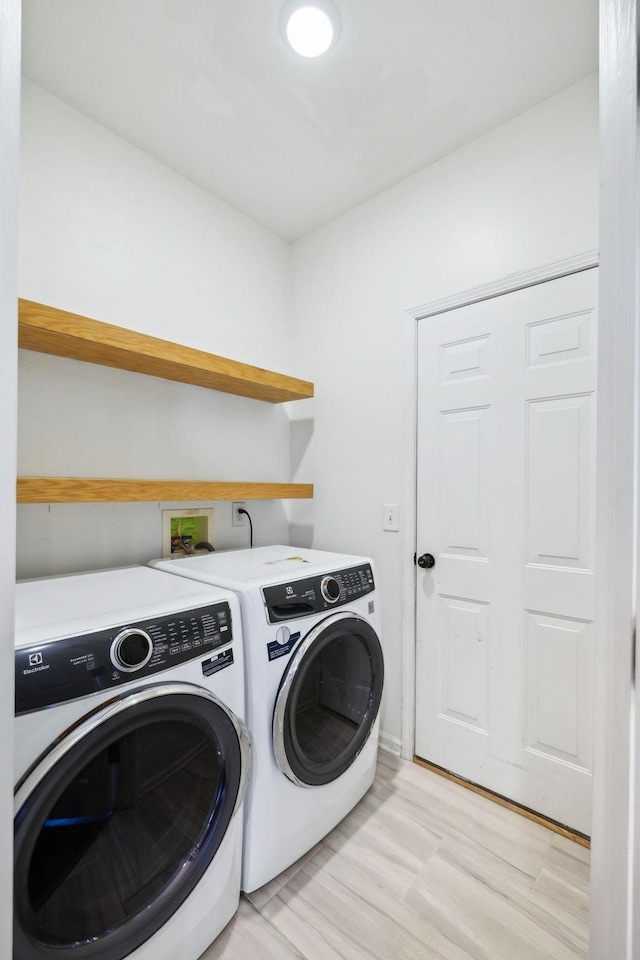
[262,564,374,624]
[15,601,232,714]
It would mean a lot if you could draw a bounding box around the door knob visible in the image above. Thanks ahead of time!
[417,553,435,569]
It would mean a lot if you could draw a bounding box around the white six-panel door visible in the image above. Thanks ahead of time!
[414,269,597,835]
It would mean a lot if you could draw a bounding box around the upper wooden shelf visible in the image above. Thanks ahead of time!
[17,478,314,504]
[18,299,314,404]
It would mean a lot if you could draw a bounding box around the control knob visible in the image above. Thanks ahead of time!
[320,576,341,603]
[110,628,153,673]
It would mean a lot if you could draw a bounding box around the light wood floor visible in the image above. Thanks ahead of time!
[203,750,590,960]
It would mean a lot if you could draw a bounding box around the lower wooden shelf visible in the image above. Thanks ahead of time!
[17,477,314,504]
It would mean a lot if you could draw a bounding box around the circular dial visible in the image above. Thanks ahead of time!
[320,576,341,603]
[110,628,154,673]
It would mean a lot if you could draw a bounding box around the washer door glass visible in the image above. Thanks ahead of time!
[273,613,384,787]
[14,686,248,960]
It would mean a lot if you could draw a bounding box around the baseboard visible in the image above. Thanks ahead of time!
[378,731,402,755]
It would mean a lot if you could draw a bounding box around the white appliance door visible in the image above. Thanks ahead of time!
[414,268,598,834]
[14,684,249,960]
[273,612,384,787]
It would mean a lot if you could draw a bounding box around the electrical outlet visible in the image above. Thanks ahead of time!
[232,502,247,527]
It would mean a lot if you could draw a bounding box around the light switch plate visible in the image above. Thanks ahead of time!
[383,503,399,532]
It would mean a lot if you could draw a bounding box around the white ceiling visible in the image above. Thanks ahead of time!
[22,0,598,242]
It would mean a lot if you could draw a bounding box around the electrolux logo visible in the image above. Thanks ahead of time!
[24,651,50,675]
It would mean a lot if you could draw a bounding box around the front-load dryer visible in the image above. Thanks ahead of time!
[14,565,250,960]
[150,545,384,893]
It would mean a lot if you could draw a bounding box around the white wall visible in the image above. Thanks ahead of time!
[18,81,299,578]
[19,74,600,749]
[0,0,20,955]
[289,74,599,746]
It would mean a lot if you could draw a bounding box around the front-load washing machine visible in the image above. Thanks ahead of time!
[150,545,384,892]
[14,565,251,960]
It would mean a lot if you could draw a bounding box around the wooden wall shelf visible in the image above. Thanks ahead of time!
[17,478,314,504]
[18,299,314,404]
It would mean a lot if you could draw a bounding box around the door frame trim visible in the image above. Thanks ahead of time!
[400,251,599,763]
[591,1,639,955]
[408,248,599,322]
[0,0,20,938]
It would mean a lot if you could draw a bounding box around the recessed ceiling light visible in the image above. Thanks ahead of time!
[281,1,339,58]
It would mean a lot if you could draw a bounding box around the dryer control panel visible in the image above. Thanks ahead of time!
[262,564,374,624]
[15,601,232,714]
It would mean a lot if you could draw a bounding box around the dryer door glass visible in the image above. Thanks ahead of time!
[274,614,384,786]
[14,688,246,960]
